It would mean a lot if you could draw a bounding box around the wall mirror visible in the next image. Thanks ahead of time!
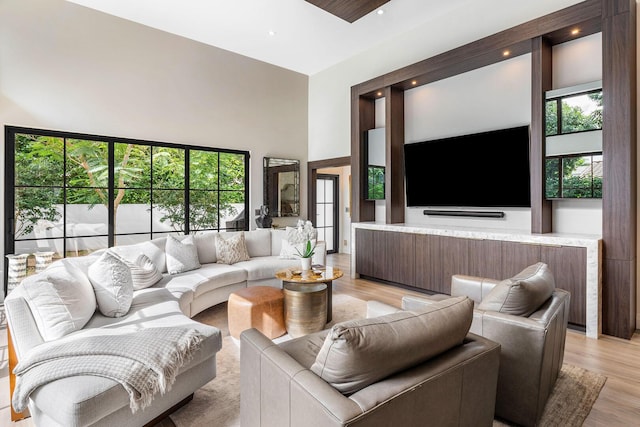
[264,157,300,217]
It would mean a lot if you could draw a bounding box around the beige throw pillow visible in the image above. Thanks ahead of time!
[477,262,555,316]
[216,232,250,264]
[311,296,473,395]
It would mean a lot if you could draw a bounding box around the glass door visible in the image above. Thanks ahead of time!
[316,174,339,254]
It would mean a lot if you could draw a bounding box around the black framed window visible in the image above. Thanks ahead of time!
[5,126,249,291]
[545,153,602,199]
[545,89,602,136]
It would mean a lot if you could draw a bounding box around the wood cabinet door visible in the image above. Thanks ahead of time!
[355,229,375,277]
[415,234,442,292]
[541,245,586,326]
[501,241,542,278]
[382,231,415,285]
[468,239,503,279]
[440,236,469,294]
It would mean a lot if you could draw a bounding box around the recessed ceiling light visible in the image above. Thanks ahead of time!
[571,28,580,36]
[377,9,384,15]
[411,80,417,86]
[377,91,383,97]
[502,50,510,57]
[268,30,276,37]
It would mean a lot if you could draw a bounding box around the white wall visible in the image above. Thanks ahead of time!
[0,0,309,289]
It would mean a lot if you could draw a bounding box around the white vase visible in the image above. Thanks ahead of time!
[300,257,312,271]
[35,251,56,273]
[6,253,30,293]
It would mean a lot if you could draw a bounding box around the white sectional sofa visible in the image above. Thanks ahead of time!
[5,228,326,427]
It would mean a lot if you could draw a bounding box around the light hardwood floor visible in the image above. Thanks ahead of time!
[2,254,639,426]
[326,252,640,426]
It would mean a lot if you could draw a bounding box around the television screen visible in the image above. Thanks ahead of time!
[366,166,385,200]
[404,126,531,207]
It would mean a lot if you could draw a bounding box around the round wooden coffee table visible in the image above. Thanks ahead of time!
[275,266,343,337]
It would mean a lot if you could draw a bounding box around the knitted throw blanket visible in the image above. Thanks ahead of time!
[12,327,205,413]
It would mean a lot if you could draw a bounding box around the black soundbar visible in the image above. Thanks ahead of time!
[423,209,505,218]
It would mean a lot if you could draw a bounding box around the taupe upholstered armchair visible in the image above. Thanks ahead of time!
[371,263,570,427]
[241,296,501,427]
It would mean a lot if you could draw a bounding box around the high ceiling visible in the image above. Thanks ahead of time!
[67,0,585,76]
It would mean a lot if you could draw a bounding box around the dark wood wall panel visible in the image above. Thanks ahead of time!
[351,93,375,223]
[468,239,503,279]
[385,86,405,224]
[602,259,637,337]
[530,36,553,234]
[541,246,587,326]
[601,0,637,338]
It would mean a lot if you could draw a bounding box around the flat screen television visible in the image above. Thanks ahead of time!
[404,125,531,208]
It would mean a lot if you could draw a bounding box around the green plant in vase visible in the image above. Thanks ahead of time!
[295,239,316,271]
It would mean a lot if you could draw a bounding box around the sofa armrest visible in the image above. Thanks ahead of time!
[240,328,362,427]
[451,274,501,304]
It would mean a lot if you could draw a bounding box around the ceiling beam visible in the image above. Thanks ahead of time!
[305,0,391,23]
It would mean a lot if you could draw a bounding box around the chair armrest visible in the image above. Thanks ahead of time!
[451,275,501,304]
[240,328,362,427]
[365,301,400,318]
[400,295,443,311]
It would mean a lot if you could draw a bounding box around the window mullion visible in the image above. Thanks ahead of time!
[108,142,115,247]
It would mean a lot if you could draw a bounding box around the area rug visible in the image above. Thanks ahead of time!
[168,294,606,427]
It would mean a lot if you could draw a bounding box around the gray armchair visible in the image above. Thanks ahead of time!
[241,296,501,427]
[376,263,570,427]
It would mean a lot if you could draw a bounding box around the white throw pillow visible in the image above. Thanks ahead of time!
[166,235,201,274]
[123,254,163,290]
[88,251,134,318]
[216,232,250,264]
[22,259,97,341]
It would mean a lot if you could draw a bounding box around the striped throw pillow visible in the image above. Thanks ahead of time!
[127,253,163,290]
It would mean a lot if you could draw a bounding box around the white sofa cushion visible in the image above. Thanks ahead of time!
[124,254,163,290]
[234,256,300,281]
[88,251,134,318]
[244,229,272,257]
[166,235,201,274]
[216,232,250,264]
[110,237,167,273]
[192,231,218,264]
[21,259,97,341]
[159,263,248,298]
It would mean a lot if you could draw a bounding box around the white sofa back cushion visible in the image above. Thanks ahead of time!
[88,251,134,318]
[22,259,97,341]
[192,231,218,264]
[244,229,272,257]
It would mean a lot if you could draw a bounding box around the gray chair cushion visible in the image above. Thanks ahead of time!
[310,295,473,395]
[477,262,555,316]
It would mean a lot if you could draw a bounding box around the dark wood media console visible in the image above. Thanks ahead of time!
[352,224,601,335]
